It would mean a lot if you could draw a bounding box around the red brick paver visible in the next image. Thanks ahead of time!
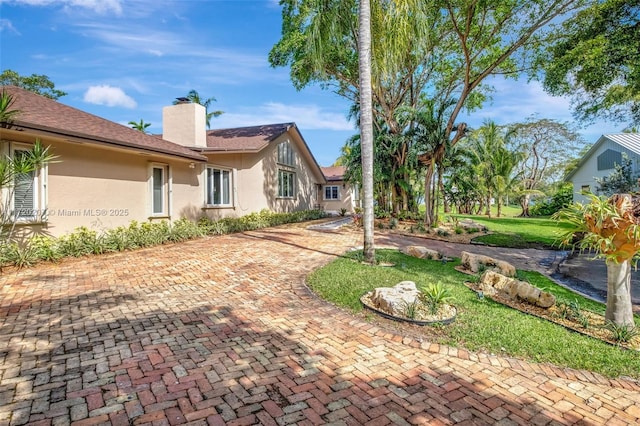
[1,226,639,425]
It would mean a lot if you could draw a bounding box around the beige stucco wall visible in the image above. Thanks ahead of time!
[1,132,204,238]
[1,126,325,238]
[320,181,359,214]
[200,130,324,220]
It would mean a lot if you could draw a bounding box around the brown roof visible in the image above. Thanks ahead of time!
[321,166,346,181]
[1,86,206,161]
[204,123,294,151]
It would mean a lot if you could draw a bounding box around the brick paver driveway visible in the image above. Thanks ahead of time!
[1,225,639,425]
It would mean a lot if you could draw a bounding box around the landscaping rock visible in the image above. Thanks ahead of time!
[369,281,421,317]
[401,245,443,260]
[479,270,556,308]
[459,218,487,232]
[460,251,516,277]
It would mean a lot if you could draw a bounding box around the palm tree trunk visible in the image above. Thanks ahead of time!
[605,259,635,327]
[358,0,375,264]
[423,163,434,227]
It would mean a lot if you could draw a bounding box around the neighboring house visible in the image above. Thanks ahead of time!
[0,86,326,238]
[319,166,360,214]
[567,133,640,203]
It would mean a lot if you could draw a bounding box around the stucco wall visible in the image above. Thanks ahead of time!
[570,139,640,203]
[321,181,358,214]
[2,127,324,238]
[200,131,324,220]
[1,134,203,237]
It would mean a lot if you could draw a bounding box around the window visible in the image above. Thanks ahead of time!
[277,141,295,166]
[150,164,169,216]
[324,185,340,200]
[353,185,360,201]
[206,166,232,206]
[581,185,590,193]
[11,144,47,222]
[278,170,295,198]
[597,149,622,171]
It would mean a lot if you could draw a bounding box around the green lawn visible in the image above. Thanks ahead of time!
[454,213,572,249]
[307,249,640,378]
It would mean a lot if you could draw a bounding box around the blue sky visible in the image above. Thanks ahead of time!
[0,0,626,166]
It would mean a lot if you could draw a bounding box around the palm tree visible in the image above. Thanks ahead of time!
[174,90,223,129]
[358,0,375,263]
[0,89,21,127]
[128,119,151,133]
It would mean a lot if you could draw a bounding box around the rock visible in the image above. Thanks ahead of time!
[369,281,421,317]
[459,219,487,231]
[460,251,516,277]
[479,270,556,308]
[401,245,442,260]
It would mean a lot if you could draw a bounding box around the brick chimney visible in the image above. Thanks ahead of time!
[162,99,207,148]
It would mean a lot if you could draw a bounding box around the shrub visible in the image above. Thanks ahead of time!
[339,208,347,217]
[420,282,454,314]
[3,209,325,269]
[530,184,573,216]
[389,218,399,229]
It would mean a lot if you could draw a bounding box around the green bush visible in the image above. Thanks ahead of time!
[1,209,326,269]
[530,184,573,216]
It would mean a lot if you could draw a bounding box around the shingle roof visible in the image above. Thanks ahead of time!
[204,123,294,151]
[321,166,346,181]
[1,85,206,161]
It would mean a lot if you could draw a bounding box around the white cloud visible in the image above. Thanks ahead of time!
[0,18,20,34]
[214,103,353,131]
[3,0,122,14]
[83,85,137,108]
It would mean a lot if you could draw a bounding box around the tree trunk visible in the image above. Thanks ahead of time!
[605,259,635,327]
[423,163,435,227]
[358,0,375,264]
[519,193,531,217]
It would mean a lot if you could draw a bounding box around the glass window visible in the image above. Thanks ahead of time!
[152,167,165,214]
[324,185,340,200]
[13,149,38,220]
[277,141,295,166]
[150,164,169,216]
[206,166,232,206]
[278,170,295,198]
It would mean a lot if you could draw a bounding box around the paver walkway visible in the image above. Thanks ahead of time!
[1,225,639,426]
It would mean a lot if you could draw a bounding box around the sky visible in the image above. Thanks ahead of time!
[0,0,627,167]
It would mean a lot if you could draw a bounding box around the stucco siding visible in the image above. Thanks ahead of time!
[321,181,358,214]
[201,131,323,219]
[2,136,204,237]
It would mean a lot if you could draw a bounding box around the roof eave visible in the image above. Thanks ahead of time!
[4,121,207,162]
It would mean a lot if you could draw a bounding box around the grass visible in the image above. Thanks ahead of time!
[454,213,572,249]
[307,249,640,379]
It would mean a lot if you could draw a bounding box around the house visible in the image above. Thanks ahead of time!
[319,166,360,215]
[0,85,327,238]
[567,133,640,203]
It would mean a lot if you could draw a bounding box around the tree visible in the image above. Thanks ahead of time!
[0,141,58,242]
[540,0,640,125]
[0,69,67,100]
[507,118,583,216]
[0,89,21,127]
[272,0,586,226]
[128,119,151,133]
[358,0,375,263]
[465,122,520,218]
[174,90,223,129]
[555,193,639,327]
[595,154,638,196]
[417,0,586,225]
